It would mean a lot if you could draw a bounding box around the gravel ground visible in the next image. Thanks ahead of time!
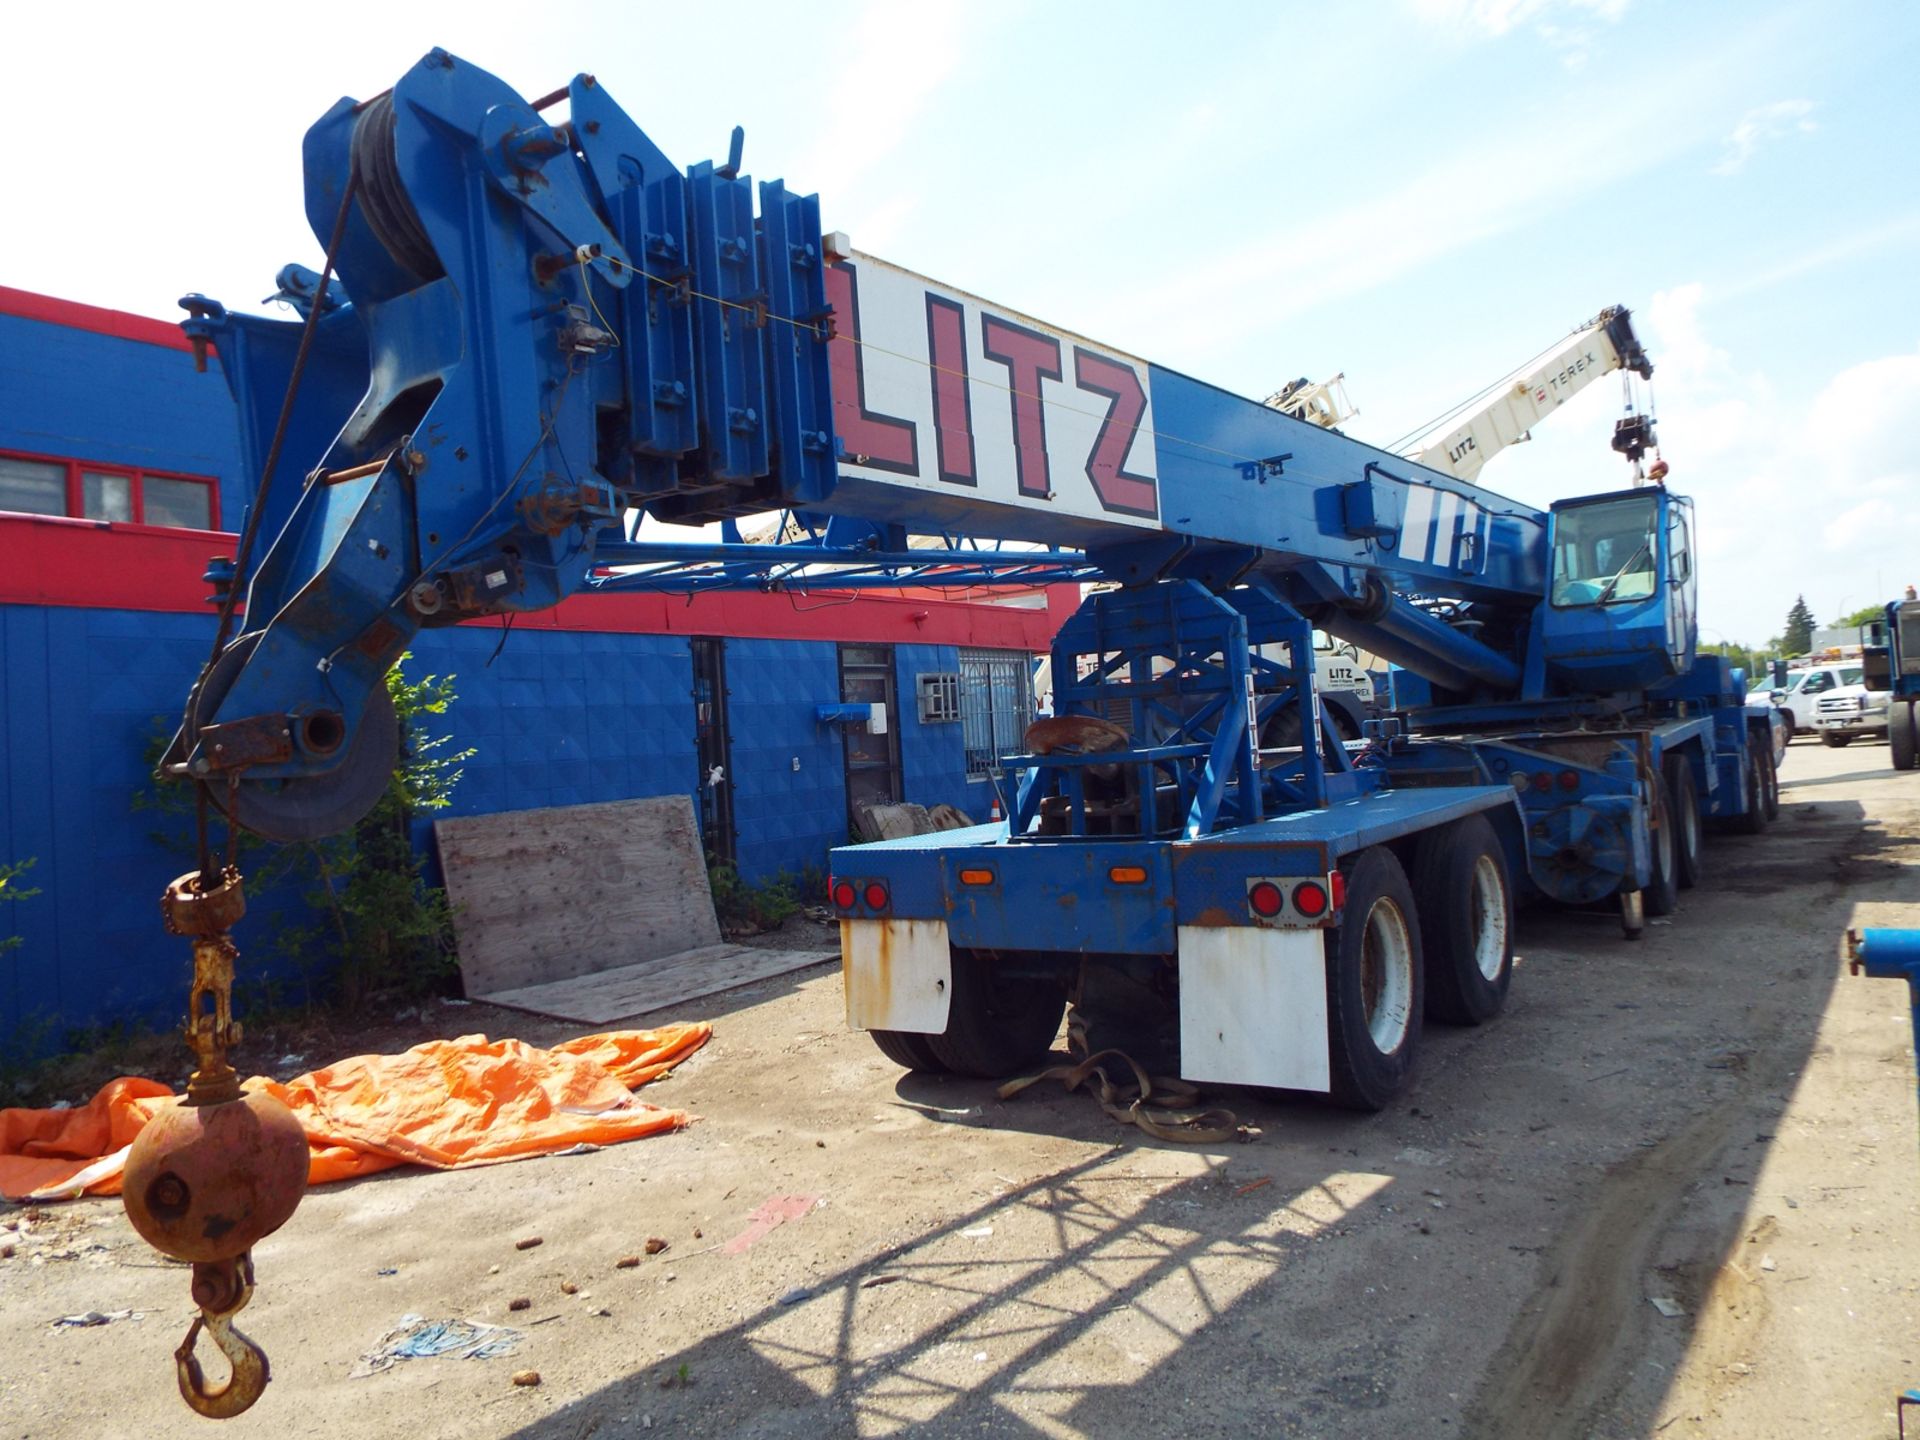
[2,739,1915,1439]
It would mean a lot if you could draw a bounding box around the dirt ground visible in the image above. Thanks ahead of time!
[3,739,1917,1439]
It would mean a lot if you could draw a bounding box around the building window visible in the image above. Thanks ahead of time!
[0,456,66,516]
[0,450,218,531]
[960,648,1036,780]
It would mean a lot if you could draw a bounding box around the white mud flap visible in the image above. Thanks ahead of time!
[842,918,953,1034]
[1177,925,1330,1092]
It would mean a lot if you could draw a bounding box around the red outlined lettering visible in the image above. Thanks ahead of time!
[825,262,918,474]
[980,315,1062,500]
[924,295,975,486]
[1072,347,1158,519]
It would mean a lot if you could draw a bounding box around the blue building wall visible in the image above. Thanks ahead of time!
[894,643,978,820]
[722,638,848,882]
[0,312,246,525]
[0,608,883,1041]
[2,604,230,1038]
[415,627,695,822]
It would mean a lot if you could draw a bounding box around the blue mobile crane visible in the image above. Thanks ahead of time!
[129,49,1783,1415]
[161,47,1780,1112]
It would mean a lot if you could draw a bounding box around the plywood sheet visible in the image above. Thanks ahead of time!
[436,795,721,997]
[479,945,836,1025]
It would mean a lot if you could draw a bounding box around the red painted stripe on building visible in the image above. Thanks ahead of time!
[0,287,199,354]
[0,514,1071,651]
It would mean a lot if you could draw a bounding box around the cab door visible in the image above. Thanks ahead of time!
[1664,495,1697,670]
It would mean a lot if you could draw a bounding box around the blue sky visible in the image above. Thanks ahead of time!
[7,0,1916,644]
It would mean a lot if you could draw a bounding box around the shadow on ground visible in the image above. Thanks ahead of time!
[490,797,1865,1439]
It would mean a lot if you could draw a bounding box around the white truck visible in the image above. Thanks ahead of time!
[1767,662,1887,745]
[1810,679,1892,747]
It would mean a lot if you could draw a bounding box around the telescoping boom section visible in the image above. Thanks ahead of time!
[174,49,1776,1114]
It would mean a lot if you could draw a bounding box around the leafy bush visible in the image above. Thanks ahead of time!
[708,861,801,935]
[285,658,475,1007]
[0,856,38,957]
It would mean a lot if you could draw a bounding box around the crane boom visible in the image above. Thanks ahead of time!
[1405,306,1654,482]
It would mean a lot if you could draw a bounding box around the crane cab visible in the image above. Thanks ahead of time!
[1540,487,1696,693]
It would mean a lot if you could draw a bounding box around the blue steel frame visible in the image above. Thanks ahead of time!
[1005,581,1380,844]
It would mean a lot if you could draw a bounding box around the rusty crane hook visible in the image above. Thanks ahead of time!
[173,1256,271,1419]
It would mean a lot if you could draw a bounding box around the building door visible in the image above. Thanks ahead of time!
[839,644,902,832]
[690,637,735,864]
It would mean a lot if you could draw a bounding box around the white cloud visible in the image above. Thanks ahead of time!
[1712,99,1818,176]
[1635,286,1920,640]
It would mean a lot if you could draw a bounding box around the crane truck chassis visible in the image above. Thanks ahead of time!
[162,48,1778,1116]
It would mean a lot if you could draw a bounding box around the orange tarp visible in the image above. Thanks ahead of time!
[0,1025,710,1202]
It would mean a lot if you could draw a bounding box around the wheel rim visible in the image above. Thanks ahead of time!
[1359,897,1414,1053]
[1469,854,1509,981]
[1679,784,1700,861]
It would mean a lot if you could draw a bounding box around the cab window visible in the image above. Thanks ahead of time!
[1550,495,1659,607]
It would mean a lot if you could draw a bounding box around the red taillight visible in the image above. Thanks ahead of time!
[1248,881,1285,918]
[1557,768,1579,791]
[864,882,890,911]
[1330,870,1347,910]
[1292,880,1328,918]
[1530,771,1552,792]
[832,879,856,910]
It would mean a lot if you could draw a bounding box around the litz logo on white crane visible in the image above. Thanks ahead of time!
[826,255,1160,525]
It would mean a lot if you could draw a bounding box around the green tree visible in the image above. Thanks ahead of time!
[1837,603,1885,630]
[1784,595,1816,655]
[1699,639,1762,678]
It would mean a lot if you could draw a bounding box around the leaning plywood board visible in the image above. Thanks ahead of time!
[436,795,721,997]
[481,945,838,1025]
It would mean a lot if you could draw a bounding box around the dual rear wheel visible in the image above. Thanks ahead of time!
[869,956,1068,1079]
[867,820,1517,1117]
[1327,816,1516,1111]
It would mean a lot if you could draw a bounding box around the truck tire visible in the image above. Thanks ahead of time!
[1760,741,1781,820]
[1733,745,1768,835]
[1412,814,1513,1026]
[1664,753,1703,890]
[1325,847,1424,1111]
[1820,732,1853,748]
[868,1030,950,1073]
[1892,702,1917,772]
[1644,772,1680,918]
[925,952,1068,1078]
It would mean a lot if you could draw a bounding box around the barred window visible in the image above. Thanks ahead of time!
[960,648,1036,780]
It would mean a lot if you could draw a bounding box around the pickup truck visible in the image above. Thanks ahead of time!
[1769,662,1867,742]
[1811,681,1891,747]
